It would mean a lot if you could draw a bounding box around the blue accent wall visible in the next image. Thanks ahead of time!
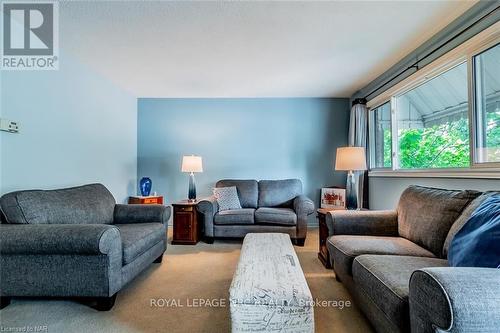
[0,53,137,202]
[138,98,350,217]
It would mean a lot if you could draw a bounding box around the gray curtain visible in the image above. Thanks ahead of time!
[348,101,368,208]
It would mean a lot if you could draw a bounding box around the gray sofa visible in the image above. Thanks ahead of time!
[0,183,171,311]
[197,179,314,246]
[326,185,500,333]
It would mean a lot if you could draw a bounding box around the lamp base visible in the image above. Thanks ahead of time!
[188,172,197,201]
[346,170,358,210]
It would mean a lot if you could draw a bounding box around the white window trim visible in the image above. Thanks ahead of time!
[469,38,500,169]
[369,168,500,179]
[368,21,500,179]
[368,101,392,171]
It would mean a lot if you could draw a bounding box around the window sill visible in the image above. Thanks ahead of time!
[368,169,500,179]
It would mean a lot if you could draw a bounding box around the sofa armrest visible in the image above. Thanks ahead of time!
[0,224,121,255]
[409,267,500,333]
[114,204,171,225]
[293,195,315,217]
[326,210,398,237]
[293,195,314,239]
[197,196,218,238]
[197,196,218,216]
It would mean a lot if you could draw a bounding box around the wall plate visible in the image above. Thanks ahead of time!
[0,118,19,133]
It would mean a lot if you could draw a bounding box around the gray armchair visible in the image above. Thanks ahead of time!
[0,183,171,311]
[197,179,314,246]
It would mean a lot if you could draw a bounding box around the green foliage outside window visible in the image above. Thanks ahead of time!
[484,110,500,162]
[383,130,391,167]
[386,118,470,169]
[380,111,499,169]
[488,111,500,145]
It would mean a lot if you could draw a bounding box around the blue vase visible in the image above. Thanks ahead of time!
[139,177,152,196]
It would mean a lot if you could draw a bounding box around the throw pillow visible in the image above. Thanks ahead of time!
[213,186,242,211]
[448,195,500,268]
[443,191,499,258]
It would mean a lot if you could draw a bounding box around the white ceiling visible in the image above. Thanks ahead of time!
[60,0,477,98]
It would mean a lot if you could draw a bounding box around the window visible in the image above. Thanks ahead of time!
[473,43,500,164]
[369,102,392,168]
[395,62,470,169]
[367,23,500,176]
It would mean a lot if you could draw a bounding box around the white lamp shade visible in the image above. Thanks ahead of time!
[181,155,203,173]
[335,147,367,171]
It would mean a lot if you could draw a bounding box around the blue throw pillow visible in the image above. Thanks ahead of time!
[448,195,500,268]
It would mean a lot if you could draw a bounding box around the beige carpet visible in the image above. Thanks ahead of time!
[0,228,373,333]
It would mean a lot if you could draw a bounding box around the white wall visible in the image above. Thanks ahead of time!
[0,53,137,202]
[369,177,500,210]
[0,72,3,194]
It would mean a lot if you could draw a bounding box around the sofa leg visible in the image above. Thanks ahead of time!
[293,238,305,247]
[92,294,117,311]
[0,297,11,309]
[205,237,214,244]
[154,255,163,263]
[335,273,342,282]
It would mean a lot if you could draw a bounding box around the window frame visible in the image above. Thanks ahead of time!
[367,21,500,178]
[469,39,500,169]
[392,59,469,171]
[368,101,392,170]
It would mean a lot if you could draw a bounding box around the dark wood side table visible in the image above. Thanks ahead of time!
[172,200,201,245]
[317,207,346,268]
[128,196,164,205]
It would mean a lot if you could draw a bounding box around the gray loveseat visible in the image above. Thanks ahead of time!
[326,185,500,333]
[197,179,314,246]
[0,183,171,311]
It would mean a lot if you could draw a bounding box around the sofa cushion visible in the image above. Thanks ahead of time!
[214,208,255,225]
[255,207,297,226]
[327,235,435,276]
[353,255,448,332]
[397,186,480,257]
[258,179,302,208]
[443,191,497,258]
[216,180,258,209]
[0,184,116,225]
[115,223,166,265]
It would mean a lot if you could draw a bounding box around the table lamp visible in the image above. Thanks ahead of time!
[335,147,367,210]
[181,155,203,201]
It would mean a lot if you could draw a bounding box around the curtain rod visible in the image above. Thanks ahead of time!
[359,4,500,103]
